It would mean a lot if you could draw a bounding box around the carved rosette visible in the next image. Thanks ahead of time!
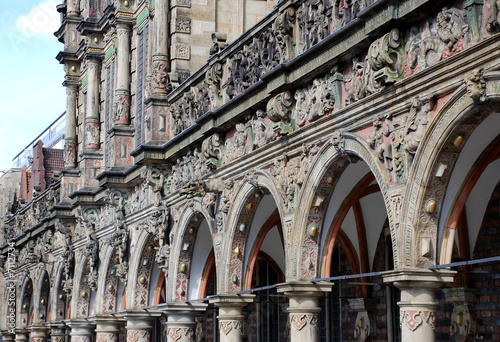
[113,90,131,124]
[64,138,77,168]
[152,55,169,94]
[85,119,100,149]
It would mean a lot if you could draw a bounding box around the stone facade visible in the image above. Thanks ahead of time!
[2,0,500,341]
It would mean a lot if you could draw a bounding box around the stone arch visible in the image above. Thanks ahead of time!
[33,270,50,323]
[50,261,67,322]
[291,132,392,280]
[169,199,214,302]
[220,170,286,293]
[438,129,500,265]
[126,229,156,309]
[18,276,34,328]
[71,253,92,319]
[95,244,121,314]
[404,71,500,268]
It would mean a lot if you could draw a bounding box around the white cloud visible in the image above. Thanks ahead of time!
[15,1,60,40]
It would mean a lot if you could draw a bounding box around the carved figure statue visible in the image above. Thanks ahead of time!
[367,116,393,171]
[464,69,486,102]
[487,0,500,31]
[404,97,432,158]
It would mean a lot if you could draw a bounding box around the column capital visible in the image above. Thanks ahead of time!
[208,294,255,308]
[382,268,456,288]
[14,329,29,342]
[276,281,333,296]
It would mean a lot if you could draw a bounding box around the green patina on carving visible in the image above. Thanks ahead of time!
[82,76,88,87]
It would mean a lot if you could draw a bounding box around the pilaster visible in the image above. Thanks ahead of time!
[85,56,102,151]
[209,294,255,342]
[276,282,333,342]
[163,302,207,342]
[383,268,455,342]
[64,82,79,169]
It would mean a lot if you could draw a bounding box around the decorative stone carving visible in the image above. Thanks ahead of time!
[173,44,191,60]
[115,261,128,284]
[443,288,477,342]
[296,143,319,187]
[345,56,379,105]
[225,30,279,99]
[331,130,346,155]
[464,68,486,102]
[112,92,131,124]
[294,75,335,127]
[367,115,393,172]
[406,7,468,71]
[225,123,248,161]
[210,33,228,56]
[401,309,436,331]
[175,18,191,33]
[206,62,223,109]
[273,8,295,63]
[249,110,276,149]
[152,56,169,93]
[349,298,376,342]
[75,207,99,239]
[142,166,166,207]
[148,202,169,244]
[297,0,331,53]
[202,133,224,170]
[368,28,405,85]
[487,0,500,31]
[155,244,170,275]
[83,232,98,290]
[403,97,432,159]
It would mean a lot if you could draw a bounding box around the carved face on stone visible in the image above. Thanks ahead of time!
[464,70,485,101]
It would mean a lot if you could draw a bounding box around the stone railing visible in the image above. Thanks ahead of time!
[162,0,377,141]
[3,182,61,242]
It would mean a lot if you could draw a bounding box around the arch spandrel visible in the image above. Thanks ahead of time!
[404,70,500,268]
[290,133,393,280]
[219,170,286,293]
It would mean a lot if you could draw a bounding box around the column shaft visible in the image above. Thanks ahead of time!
[67,0,80,16]
[85,58,101,149]
[276,282,332,342]
[384,269,455,342]
[124,313,157,342]
[64,84,78,168]
[114,22,131,125]
[152,0,169,94]
[95,317,122,342]
[209,294,254,342]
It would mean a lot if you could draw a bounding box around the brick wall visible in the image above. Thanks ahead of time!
[42,147,63,186]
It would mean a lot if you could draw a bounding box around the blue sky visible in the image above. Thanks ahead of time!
[0,1,66,171]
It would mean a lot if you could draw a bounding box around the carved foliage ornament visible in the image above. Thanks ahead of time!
[368,28,405,85]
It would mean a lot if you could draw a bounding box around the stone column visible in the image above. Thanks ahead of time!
[67,320,95,342]
[209,294,255,342]
[95,316,123,342]
[123,311,159,342]
[67,0,80,16]
[113,21,132,125]
[64,82,78,168]
[152,0,169,95]
[384,269,455,342]
[14,329,29,342]
[276,282,333,342]
[29,325,48,342]
[85,57,101,150]
[49,323,66,342]
[163,302,207,342]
